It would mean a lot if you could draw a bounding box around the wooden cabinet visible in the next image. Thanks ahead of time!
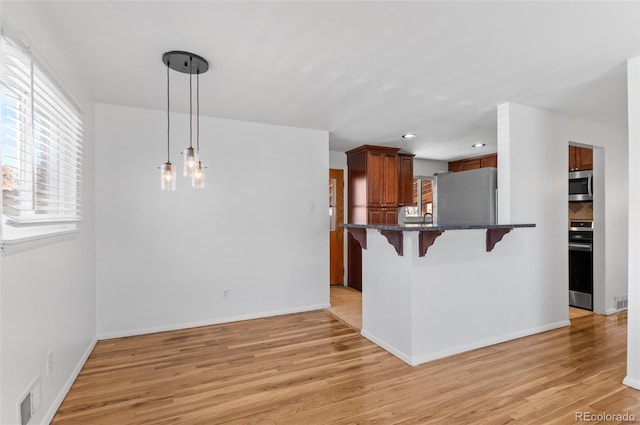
[346,145,409,223]
[346,145,413,290]
[448,161,464,172]
[481,154,497,168]
[463,158,481,171]
[398,153,414,206]
[368,207,398,225]
[366,150,399,207]
[569,146,593,171]
[448,153,497,172]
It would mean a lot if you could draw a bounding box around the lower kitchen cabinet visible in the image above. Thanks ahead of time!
[368,207,398,225]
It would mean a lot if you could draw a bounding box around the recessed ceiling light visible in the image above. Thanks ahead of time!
[472,143,486,148]
[402,133,417,139]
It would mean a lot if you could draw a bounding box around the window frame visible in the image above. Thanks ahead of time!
[404,176,435,218]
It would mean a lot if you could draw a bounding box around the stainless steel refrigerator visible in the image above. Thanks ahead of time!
[434,167,497,225]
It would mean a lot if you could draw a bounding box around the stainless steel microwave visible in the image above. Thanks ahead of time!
[569,170,592,201]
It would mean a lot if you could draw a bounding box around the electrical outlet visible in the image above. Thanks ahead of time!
[46,350,53,376]
[223,288,230,300]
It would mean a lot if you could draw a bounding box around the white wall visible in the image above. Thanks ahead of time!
[95,104,329,337]
[498,103,628,315]
[329,150,346,170]
[625,56,640,390]
[360,227,567,366]
[1,3,96,424]
[413,158,448,177]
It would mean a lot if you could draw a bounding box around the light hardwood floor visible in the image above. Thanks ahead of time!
[52,309,637,425]
[328,285,362,330]
[569,306,594,320]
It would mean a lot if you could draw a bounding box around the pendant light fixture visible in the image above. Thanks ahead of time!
[160,50,209,190]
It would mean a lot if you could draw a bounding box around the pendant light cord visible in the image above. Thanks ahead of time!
[167,60,170,163]
[189,56,193,149]
[197,70,200,152]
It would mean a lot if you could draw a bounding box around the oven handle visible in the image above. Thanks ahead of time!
[569,242,592,252]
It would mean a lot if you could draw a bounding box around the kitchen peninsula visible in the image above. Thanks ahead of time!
[339,222,567,367]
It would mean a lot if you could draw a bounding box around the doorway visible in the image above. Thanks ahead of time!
[329,169,344,285]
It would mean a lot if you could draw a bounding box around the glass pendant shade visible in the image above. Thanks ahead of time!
[183,147,198,177]
[192,161,206,188]
[160,162,176,191]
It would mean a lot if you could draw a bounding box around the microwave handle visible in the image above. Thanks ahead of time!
[588,174,593,198]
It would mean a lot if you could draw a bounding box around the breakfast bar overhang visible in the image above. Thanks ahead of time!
[340,223,571,366]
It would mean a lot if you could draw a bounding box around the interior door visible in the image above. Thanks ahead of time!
[329,169,344,285]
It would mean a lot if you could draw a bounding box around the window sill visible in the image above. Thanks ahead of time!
[1,230,79,256]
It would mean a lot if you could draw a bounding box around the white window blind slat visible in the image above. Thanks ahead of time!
[5,193,79,206]
[33,87,83,132]
[33,128,83,156]
[33,95,84,136]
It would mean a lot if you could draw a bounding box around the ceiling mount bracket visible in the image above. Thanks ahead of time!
[162,51,209,75]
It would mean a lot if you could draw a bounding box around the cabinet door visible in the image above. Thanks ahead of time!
[382,152,399,206]
[448,160,464,172]
[368,207,384,225]
[577,147,593,170]
[368,208,397,225]
[569,146,593,171]
[481,154,497,168]
[398,154,414,206]
[383,208,398,225]
[347,235,362,291]
[569,146,577,171]
[463,159,481,171]
[367,151,384,207]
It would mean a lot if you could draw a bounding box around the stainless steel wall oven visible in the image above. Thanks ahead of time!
[569,220,593,311]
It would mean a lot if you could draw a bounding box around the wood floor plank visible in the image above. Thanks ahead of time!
[52,309,636,425]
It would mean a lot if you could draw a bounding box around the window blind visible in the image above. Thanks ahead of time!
[1,36,83,230]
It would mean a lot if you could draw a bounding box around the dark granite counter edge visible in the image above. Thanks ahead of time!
[340,223,536,231]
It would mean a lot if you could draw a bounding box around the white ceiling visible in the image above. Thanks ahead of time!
[28,1,640,160]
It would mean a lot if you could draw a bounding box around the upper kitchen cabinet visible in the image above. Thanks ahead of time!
[448,153,497,172]
[367,149,398,207]
[346,145,413,225]
[398,153,415,206]
[569,146,593,171]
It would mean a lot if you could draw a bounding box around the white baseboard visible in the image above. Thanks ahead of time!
[97,303,331,340]
[623,376,640,390]
[410,320,571,366]
[42,337,97,424]
[360,329,413,366]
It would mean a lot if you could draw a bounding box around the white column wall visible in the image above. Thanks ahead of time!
[360,229,413,362]
[497,103,628,315]
[625,56,640,390]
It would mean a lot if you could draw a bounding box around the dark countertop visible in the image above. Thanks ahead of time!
[340,223,536,232]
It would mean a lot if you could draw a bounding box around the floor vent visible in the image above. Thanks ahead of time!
[19,392,31,425]
[615,295,628,311]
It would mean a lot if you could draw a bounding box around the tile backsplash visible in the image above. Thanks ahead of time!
[569,202,593,220]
